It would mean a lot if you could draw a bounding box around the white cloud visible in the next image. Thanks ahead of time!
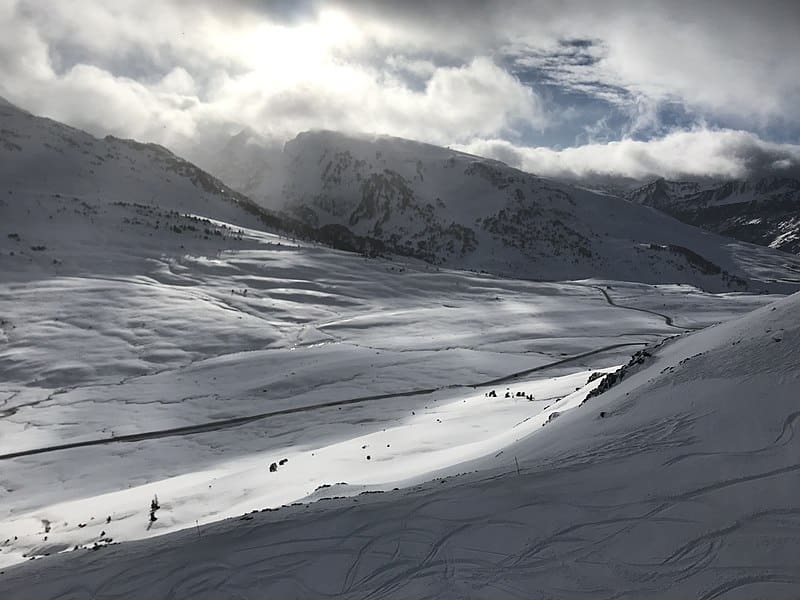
[588,5,800,125]
[345,0,800,125]
[458,129,800,180]
[0,0,798,181]
[0,1,544,151]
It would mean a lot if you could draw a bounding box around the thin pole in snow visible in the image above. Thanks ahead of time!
[515,456,520,476]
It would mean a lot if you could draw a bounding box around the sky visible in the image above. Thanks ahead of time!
[1,0,800,181]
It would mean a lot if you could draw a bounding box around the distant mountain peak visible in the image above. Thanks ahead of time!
[626,175,800,254]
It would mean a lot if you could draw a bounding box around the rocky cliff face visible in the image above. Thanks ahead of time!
[627,176,800,254]
[248,131,798,290]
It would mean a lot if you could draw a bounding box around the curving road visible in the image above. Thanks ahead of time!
[0,281,700,462]
[573,283,701,330]
[0,341,647,461]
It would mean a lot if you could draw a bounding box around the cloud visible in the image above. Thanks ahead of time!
[0,0,798,177]
[204,56,543,143]
[336,0,800,125]
[0,0,544,152]
[458,129,800,180]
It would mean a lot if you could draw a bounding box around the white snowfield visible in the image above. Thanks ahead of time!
[2,286,798,599]
[1,98,799,597]
[3,222,776,571]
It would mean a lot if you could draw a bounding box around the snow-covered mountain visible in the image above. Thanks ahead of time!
[187,127,286,201]
[6,96,788,576]
[626,176,800,254]
[0,96,267,230]
[208,129,800,292]
[0,99,407,270]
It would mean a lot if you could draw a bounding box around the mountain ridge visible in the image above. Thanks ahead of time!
[0,99,397,269]
[204,128,800,292]
[627,175,800,253]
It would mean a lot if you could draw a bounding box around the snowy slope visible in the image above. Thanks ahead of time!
[0,98,404,277]
[0,97,270,233]
[208,129,800,292]
[4,225,776,569]
[3,284,798,598]
[627,176,800,254]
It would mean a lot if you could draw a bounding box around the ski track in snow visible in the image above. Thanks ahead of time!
[5,397,799,599]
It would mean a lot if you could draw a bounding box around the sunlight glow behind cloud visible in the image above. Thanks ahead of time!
[1,0,798,180]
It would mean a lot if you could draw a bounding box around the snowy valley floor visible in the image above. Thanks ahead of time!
[2,226,798,598]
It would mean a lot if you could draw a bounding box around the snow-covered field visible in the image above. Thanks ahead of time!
[0,218,781,571]
[2,246,798,598]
